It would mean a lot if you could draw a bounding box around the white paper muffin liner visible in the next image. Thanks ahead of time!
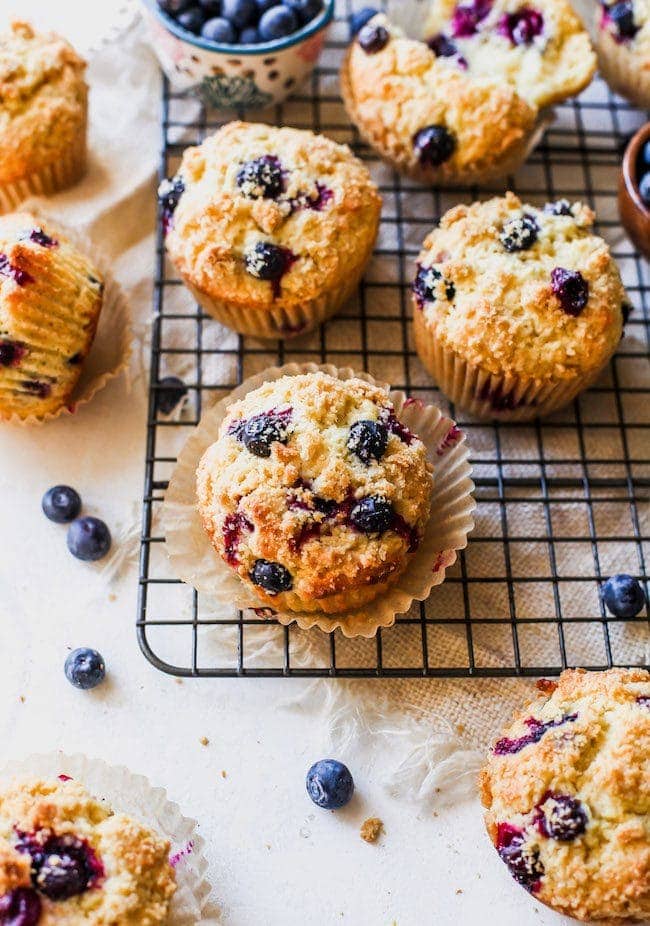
[413,310,607,422]
[2,204,132,426]
[0,752,217,925]
[178,234,377,340]
[340,28,554,188]
[0,141,87,217]
[162,362,476,638]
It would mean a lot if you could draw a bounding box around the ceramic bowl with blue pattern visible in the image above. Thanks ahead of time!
[140,0,335,108]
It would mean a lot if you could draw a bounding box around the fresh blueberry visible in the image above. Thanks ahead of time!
[285,0,323,24]
[602,574,646,618]
[451,0,492,37]
[350,6,378,35]
[347,420,389,465]
[249,559,293,594]
[357,22,389,53]
[497,826,544,891]
[221,0,256,27]
[306,759,354,810]
[500,213,539,252]
[201,16,237,40]
[497,7,544,45]
[240,25,260,41]
[640,139,650,169]
[241,409,292,457]
[42,485,82,524]
[550,267,589,317]
[609,0,637,38]
[255,0,276,10]
[413,125,456,167]
[0,340,25,367]
[638,171,650,207]
[259,5,299,40]
[176,5,206,33]
[237,156,284,199]
[245,242,296,281]
[158,0,192,13]
[0,888,42,926]
[66,517,112,562]
[413,264,455,306]
[537,794,588,842]
[36,841,92,900]
[544,199,572,216]
[350,496,394,534]
[156,376,188,415]
[427,33,458,56]
[64,648,106,690]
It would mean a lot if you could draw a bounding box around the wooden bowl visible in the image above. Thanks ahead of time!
[619,122,650,259]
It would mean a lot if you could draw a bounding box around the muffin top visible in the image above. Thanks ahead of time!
[0,211,104,420]
[0,776,176,925]
[0,22,87,184]
[479,668,650,921]
[598,0,650,54]
[343,1,594,179]
[197,372,433,610]
[413,192,626,381]
[163,122,381,309]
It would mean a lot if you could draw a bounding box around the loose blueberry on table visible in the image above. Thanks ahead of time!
[41,485,81,524]
[156,0,324,43]
[602,573,646,618]
[67,517,112,562]
[306,759,354,809]
[156,376,188,415]
[64,648,106,690]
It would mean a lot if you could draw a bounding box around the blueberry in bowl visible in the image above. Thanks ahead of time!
[141,0,335,107]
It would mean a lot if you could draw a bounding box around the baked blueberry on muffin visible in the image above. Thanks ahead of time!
[412,193,626,420]
[480,668,650,921]
[341,0,595,184]
[595,0,650,108]
[0,776,176,924]
[0,212,104,421]
[196,372,433,614]
[161,121,381,339]
[0,22,88,214]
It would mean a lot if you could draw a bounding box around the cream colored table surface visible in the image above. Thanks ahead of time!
[0,2,639,924]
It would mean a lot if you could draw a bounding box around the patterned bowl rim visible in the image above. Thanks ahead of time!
[140,0,335,55]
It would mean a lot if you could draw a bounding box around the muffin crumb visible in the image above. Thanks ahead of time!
[360,817,383,843]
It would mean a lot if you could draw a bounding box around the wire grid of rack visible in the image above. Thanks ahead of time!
[137,1,650,678]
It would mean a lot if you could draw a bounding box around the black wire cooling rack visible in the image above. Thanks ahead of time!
[137,1,650,678]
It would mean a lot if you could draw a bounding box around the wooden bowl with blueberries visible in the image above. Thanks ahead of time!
[140,0,334,107]
[619,123,650,259]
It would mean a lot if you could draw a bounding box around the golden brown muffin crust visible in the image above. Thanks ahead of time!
[0,22,87,185]
[0,777,176,925]
[480,668,650,922]
[197,372,433,614]
[414,192,625,382]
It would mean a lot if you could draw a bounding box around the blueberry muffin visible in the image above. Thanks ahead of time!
[0,776,176,924]
[161,121,381,339]
[479,668,650,921]
[196,372,433,615]
[595,0,650,108]
[341,0,595,185]
[412,193,626,420]
[0,22,87,214]
[0,212,104,421]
